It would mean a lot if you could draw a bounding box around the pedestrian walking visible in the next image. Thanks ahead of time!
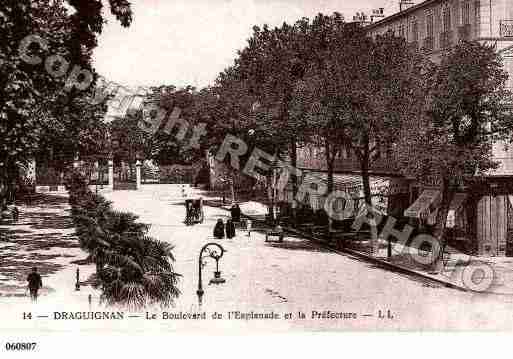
[213,219,225,239]
[246,219,252,237]
[226,219,236,239]
[27,267,42,302]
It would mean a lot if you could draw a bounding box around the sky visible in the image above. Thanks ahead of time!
[92,0,398,89]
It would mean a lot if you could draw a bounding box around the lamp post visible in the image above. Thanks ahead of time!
[75,268,80,291]
[197,242,226,307]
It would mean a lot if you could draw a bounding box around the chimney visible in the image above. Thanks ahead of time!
[399,0,415,12]
[370,8,385,22]
[352,11,370,25]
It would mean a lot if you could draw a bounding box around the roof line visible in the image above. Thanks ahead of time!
[365,0,438,31]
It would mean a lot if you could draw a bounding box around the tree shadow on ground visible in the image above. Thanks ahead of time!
[0,193,79,293]
[1,233,79,251]
[21,212,74,230]
[17,193,69,207]
[0,228,33,242]
[0,254,66,283]
[9,193,73,230]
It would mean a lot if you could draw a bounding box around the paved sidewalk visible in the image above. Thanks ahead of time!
[201,193,513,295]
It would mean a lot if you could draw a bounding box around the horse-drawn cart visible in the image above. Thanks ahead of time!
[185,198,204,225]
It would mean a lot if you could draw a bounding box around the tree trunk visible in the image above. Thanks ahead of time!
[267,174,275,224]
[325,139,335,194]
[290,139,298,225]
[360,140,378,255]
[432,177,456,272]
[327,160,334,195]
[325,139,336,233]
[230,175,235,203]
[327,159,335,233]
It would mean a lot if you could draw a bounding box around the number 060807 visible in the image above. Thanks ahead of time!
[5,342,37,351]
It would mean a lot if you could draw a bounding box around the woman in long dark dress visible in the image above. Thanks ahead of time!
[213,219,225,239]
[226,219,236,239]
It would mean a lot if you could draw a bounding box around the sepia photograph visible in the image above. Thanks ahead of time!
[1,0,513,355]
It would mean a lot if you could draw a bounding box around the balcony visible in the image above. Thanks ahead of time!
[439,31,454,49]
[422,37,434,52]
[458,24,472,41]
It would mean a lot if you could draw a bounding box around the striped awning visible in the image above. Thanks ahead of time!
[297,173,392,198]
[404,190,441,218]
[405,191,467,219]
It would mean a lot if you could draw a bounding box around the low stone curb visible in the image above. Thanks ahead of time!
[204,199,470,293]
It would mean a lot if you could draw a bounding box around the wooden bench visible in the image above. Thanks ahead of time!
[278,216,290,225]
[265,230,284,242]
[298,222,315,234]
[329,231,358,249]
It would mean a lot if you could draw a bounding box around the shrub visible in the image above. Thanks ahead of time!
[65,170,181,309]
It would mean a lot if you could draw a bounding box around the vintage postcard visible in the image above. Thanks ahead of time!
[2,0,513,353]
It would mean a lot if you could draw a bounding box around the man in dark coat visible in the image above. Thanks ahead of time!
[213,219,225,239]
[27,267,43,302]
[230,203,241,223]
[226,219,236,239]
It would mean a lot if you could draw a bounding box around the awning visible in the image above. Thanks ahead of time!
[405,190,467,219]
[296,173,392,198]
[404,190,441,218]
[449,193,467,210]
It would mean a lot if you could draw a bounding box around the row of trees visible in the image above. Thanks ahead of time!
[209,13,512,267]
[103,13,512,269]
[131,13,512,267]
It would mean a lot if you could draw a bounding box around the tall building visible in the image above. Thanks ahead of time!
[367,0,513,89]
[368,0,513,256]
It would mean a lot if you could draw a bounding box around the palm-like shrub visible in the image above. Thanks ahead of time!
[98,234,180,309]
[66,170,181,308]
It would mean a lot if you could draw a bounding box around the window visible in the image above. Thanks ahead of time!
[474,0,480,36]
[461,1,470,25]
[411,19,419,42]
[505,57,513,91]
[399,23,406,38]
[442,5,451,32]
[426,11,434,38]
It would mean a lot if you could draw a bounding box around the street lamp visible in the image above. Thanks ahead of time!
[197,242,226,306]
[75,268,80,291]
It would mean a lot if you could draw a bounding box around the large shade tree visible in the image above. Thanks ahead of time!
[230,18,313,220]
[0,0,134,198]
[295,26,426,251]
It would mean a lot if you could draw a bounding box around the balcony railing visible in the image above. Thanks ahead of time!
[422,37,434,52]
[439,31,454,49]
[458,24,472,41]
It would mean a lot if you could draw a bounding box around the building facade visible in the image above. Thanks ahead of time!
[370,0,513,256]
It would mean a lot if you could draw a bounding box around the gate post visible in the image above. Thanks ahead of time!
[108,159,114,191]
[136,160,142,190]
